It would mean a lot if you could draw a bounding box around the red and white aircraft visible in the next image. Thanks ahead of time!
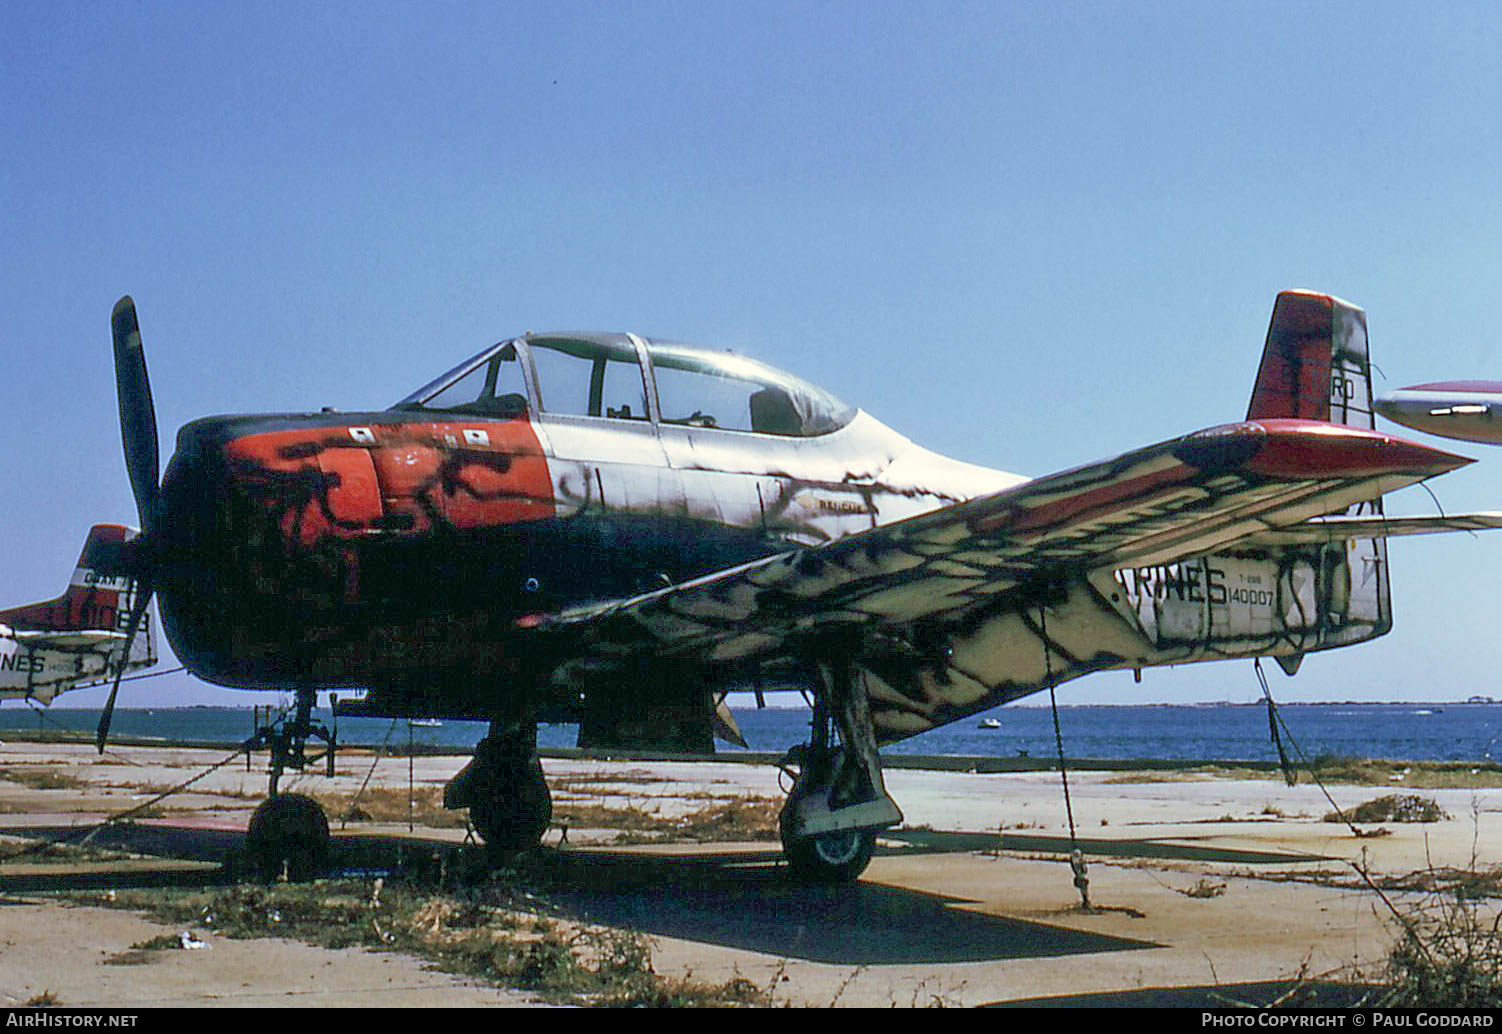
[13,289,1501,880]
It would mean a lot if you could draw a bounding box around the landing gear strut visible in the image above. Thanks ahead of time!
[444,717,552,853]
[242,688,335,881]
[778,658,901,883]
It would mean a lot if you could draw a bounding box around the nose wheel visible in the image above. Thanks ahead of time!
[241,688,335,881]
[246,792,330,882]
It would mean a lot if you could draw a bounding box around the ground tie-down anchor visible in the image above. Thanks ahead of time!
[1070,849,1092,911]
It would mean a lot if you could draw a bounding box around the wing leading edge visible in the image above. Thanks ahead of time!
[532,418,1475,738]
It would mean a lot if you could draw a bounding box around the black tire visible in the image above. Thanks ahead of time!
[246,793,330,882]
[779,808,876,883]
[468,751,552,852]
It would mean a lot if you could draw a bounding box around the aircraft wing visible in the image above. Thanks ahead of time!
[533,419,1473,682]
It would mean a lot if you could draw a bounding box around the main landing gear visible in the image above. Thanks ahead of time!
[443,716,552,854]
[242,688,335,881]
[778,659,902,883]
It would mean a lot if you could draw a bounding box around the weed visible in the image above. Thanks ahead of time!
[103,933,183,966]
[1327,795,1449,824]
[0,767,88,791]
[1368,885,1502,1006]
[1179,879,1227,899]
[86,873,771,1006]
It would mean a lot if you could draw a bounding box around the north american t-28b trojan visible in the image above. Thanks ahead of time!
[10,289,1499,881]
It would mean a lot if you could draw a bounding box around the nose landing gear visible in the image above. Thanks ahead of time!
[242,688,336,881]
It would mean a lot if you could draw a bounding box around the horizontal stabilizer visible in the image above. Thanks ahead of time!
[8,628,129,647]
[1241,511,1502,547]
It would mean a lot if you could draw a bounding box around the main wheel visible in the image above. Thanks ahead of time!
[246,793,330,882]
[779,806,876,883]
[467,750,552,852]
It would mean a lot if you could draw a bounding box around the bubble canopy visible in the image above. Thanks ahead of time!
[393,332,856,438]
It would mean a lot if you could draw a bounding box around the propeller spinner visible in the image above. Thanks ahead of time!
[98,296,161,751]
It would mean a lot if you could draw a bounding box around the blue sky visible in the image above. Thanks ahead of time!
[4,1,1502,709]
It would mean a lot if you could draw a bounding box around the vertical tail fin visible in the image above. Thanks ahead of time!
[0,525,136,632]
[1247,290,1375,428]
[1245,291,1389,674]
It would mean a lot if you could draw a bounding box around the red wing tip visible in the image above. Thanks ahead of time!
[1243,419,1473,478]
[1400,381,1502,394]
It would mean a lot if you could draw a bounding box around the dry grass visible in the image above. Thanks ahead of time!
[1358,869,1502,1006]
[1326,795,1450,825]
[1103,760,1502,788]
[89,877,773,1006]
[0,766,90,791]
[1306,759,1502,789]
[551,770,675,788]
[309,786,468,828]
[556,794,781,843]
[287,782,785,844]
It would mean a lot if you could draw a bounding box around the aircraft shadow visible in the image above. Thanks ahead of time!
[885,829,1330,865]
[533,849,1157,965]
[0,823,1156,964]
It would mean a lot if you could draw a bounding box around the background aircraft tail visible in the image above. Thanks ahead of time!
[1247,290,1375,428]
[0,525,137,631]
[0,525,156,704]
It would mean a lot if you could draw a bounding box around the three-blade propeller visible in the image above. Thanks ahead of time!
[98,296,161,752]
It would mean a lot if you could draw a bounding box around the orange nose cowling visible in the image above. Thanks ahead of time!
[222,421,556,548]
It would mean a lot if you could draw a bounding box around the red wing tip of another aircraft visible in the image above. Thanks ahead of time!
[1399,381,1502,393]
[1238,419,1473,479]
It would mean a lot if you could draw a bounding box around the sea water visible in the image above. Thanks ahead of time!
[0,701,1497,764]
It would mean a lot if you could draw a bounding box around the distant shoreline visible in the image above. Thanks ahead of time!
[0,699,1496,712]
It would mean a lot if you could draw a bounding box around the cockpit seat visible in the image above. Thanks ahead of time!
[492,393,528,418]
[750,386,802,436]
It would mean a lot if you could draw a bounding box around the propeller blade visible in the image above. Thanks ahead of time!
[112,296,160,531]
[96,577,153,753]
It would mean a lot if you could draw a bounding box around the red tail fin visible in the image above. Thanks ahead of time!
[0,525,135,633]
[1247,290,1375,428]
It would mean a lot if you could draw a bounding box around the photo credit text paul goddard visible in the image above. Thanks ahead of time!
[1203,1015,1494,1027]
